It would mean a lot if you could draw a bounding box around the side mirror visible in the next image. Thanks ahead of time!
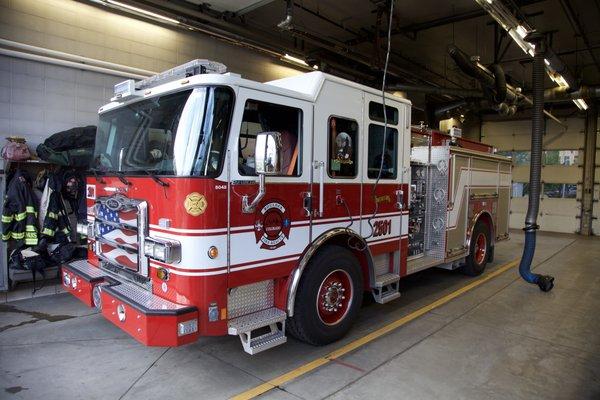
[242,131,281,213]
[254,132,282,175]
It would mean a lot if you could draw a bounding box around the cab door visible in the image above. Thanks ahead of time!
[227,88,313,288]
[361,93,409,278]
[310,80,364,241]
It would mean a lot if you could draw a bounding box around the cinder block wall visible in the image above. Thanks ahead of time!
[0,0,303,146]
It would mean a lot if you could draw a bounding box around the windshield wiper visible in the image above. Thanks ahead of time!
[115,171,132,186]
[89,168,106,184]
[143,171,169,187]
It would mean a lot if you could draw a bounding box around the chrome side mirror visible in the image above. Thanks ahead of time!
[242,132,282,213]
[254,131,282,175]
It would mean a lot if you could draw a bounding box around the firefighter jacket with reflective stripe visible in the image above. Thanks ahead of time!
[1,170,39,245]
[40,173,71,242]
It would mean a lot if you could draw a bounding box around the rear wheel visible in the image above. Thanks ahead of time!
[462,220,491,276]
[287,245,363,345]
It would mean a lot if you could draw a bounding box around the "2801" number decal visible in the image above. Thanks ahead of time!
[373,219,392,237]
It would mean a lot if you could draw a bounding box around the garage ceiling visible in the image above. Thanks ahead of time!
[95,0,600,115]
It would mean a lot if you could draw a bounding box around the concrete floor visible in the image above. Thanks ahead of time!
[1,231,599,400]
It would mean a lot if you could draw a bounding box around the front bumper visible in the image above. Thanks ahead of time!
[61,260,199,346]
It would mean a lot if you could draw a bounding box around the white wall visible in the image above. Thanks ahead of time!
[0,55,122,147]
[482,118,586,233]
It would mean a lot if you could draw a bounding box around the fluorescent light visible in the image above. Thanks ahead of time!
[106,0,180,24]
[550,73,570,88]
[573,98,588,110]
[544,58,550,66]
[282,54,309,66]
[515,25,528,39]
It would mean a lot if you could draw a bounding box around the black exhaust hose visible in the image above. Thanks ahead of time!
[519,32,554,292]
[491,64,507,103]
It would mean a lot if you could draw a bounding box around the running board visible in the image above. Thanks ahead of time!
[372,273,401,304]
[228,307,287,355]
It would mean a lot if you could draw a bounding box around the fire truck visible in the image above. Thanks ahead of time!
[61,60,511,354]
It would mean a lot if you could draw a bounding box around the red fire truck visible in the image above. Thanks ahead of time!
[62,60,511,354]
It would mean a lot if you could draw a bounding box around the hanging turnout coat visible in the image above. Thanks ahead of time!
[1,169,39,246]
[39,173,72,242]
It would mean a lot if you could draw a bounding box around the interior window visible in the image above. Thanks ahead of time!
[543,183,577,198]
[512,182,529,197]
[543,150,579,166]
[369,101,399,125]
[328,116,358,178]
[238,100,302,176]
[367,124,398,179]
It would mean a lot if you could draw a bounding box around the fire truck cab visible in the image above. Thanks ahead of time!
[61,60,511,354]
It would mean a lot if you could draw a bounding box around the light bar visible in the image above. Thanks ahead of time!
[135,59,227,90]
[105,0,180,24]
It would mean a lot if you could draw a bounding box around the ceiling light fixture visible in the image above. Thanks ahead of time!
[573,98,589,111]
[282,53,309,67]
[105,0,180,24]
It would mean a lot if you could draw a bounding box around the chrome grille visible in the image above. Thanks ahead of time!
[93,195,148,277]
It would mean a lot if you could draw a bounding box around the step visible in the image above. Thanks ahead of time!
[374,273,400,288]
[228,307,287,355]
[228,307,286,335]
[372,273,401,305]
[62,259,107,283]
[377,290,401,304]
[243,330,287,355]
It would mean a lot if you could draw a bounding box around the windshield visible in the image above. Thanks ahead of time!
[93,86,234,176]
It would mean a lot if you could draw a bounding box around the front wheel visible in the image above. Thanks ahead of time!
[462,220,491,276]
[287,245,363,345]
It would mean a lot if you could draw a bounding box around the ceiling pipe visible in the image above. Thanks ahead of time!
[448,45,566,126]
[0,48,149,79]
[544,86,600,101]
[277,0,293,30]
[0,38,156,76]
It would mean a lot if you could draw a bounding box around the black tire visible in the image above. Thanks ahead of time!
[462,220,491,276]
[287,245,363,345]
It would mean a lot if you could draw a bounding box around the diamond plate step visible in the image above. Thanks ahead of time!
[228,307,287,355]
[374,273,400,288]
[228,307,286,335]
[62,259,107,283]
[378,290,401,304]
[243,330,287,355]
[372,273,401,304]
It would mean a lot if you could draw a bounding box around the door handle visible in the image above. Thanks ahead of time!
[313,161,324,217]
[395,189,404,210]
[302,192,312,217]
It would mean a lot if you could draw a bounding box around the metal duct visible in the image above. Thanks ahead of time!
[544,85,600,101]
[277,0,293,30]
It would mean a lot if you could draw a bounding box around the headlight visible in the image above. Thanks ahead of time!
[144,237,181,263]
[76,221,94,237]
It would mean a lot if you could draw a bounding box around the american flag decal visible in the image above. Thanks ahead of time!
[97,204,139,271]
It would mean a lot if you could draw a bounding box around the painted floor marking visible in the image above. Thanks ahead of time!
[231,258,520,400]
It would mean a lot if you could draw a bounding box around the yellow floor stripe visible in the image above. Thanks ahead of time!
[231,258,520,400]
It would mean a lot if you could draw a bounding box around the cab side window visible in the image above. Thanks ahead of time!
[328,116,358,178]
[367,124,398,179]
[239,100,302,176]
